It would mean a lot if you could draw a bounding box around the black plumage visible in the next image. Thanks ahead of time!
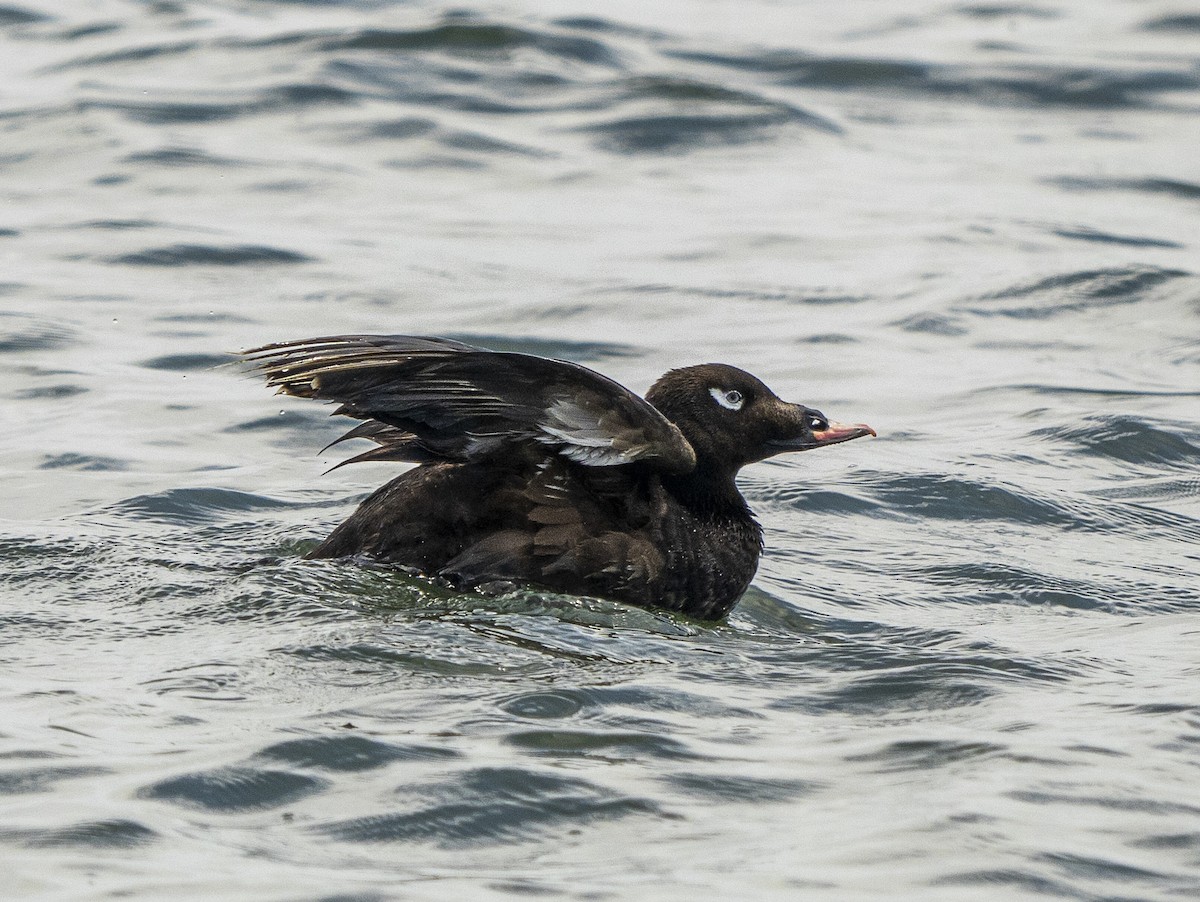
[244,335,875,620]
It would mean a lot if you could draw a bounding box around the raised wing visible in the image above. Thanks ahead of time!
[241,335,697,474]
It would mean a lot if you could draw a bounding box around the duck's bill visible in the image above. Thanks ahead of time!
[811,421,876,447]
[768,421,876,453]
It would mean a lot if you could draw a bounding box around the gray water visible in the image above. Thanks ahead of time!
[3,1,1200,899]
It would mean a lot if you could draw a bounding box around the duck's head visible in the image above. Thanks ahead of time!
[645,364,875,475]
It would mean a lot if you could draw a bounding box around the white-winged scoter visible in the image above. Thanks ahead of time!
[244,335,875,620]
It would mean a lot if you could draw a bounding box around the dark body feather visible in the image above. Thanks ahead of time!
[244,335,874,620]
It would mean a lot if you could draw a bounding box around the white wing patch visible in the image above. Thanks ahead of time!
[710,387,744,411]
[462,432,507,456]
[537,397,636,467]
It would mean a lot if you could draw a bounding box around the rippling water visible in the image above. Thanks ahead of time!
[3,1,1199,899]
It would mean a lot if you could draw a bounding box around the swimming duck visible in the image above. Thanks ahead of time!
[244,335,874,619]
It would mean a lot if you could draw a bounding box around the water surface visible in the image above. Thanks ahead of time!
[2,1,1199,899]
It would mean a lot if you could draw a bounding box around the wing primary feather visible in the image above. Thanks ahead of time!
[241,334,697,473]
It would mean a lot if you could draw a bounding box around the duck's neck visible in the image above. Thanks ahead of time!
[662,462,753,521]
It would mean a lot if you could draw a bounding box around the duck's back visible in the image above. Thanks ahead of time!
[309,454,762,618]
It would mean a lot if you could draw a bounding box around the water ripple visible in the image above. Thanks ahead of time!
[1142,14,1200,33]
[0,312,75,352]
[504,728,697,761]
[967,266,1190,319]
[139,352,235,371]
[1050,226,1182,249]
[1047,175,1200,202]
[316,766,667,846]
[322,23,623,68]
[140,766,329,812]
[1032,415,1200,467]
[668,48,1200,110]
[867,472,1079,527]
[110,243,313,266]
[581,109,819,155]
[0,764,111,795]
[663,772,821,802]
[104,487,295,526]
[845,738,1005,772]
[1,818,157,849]
[0,6,46,26]
[255,733,458,772]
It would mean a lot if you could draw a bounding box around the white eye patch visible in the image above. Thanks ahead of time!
[710,387,744,411]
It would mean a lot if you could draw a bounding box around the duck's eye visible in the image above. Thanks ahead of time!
[710,387,744,411]
[807,415,828,431]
